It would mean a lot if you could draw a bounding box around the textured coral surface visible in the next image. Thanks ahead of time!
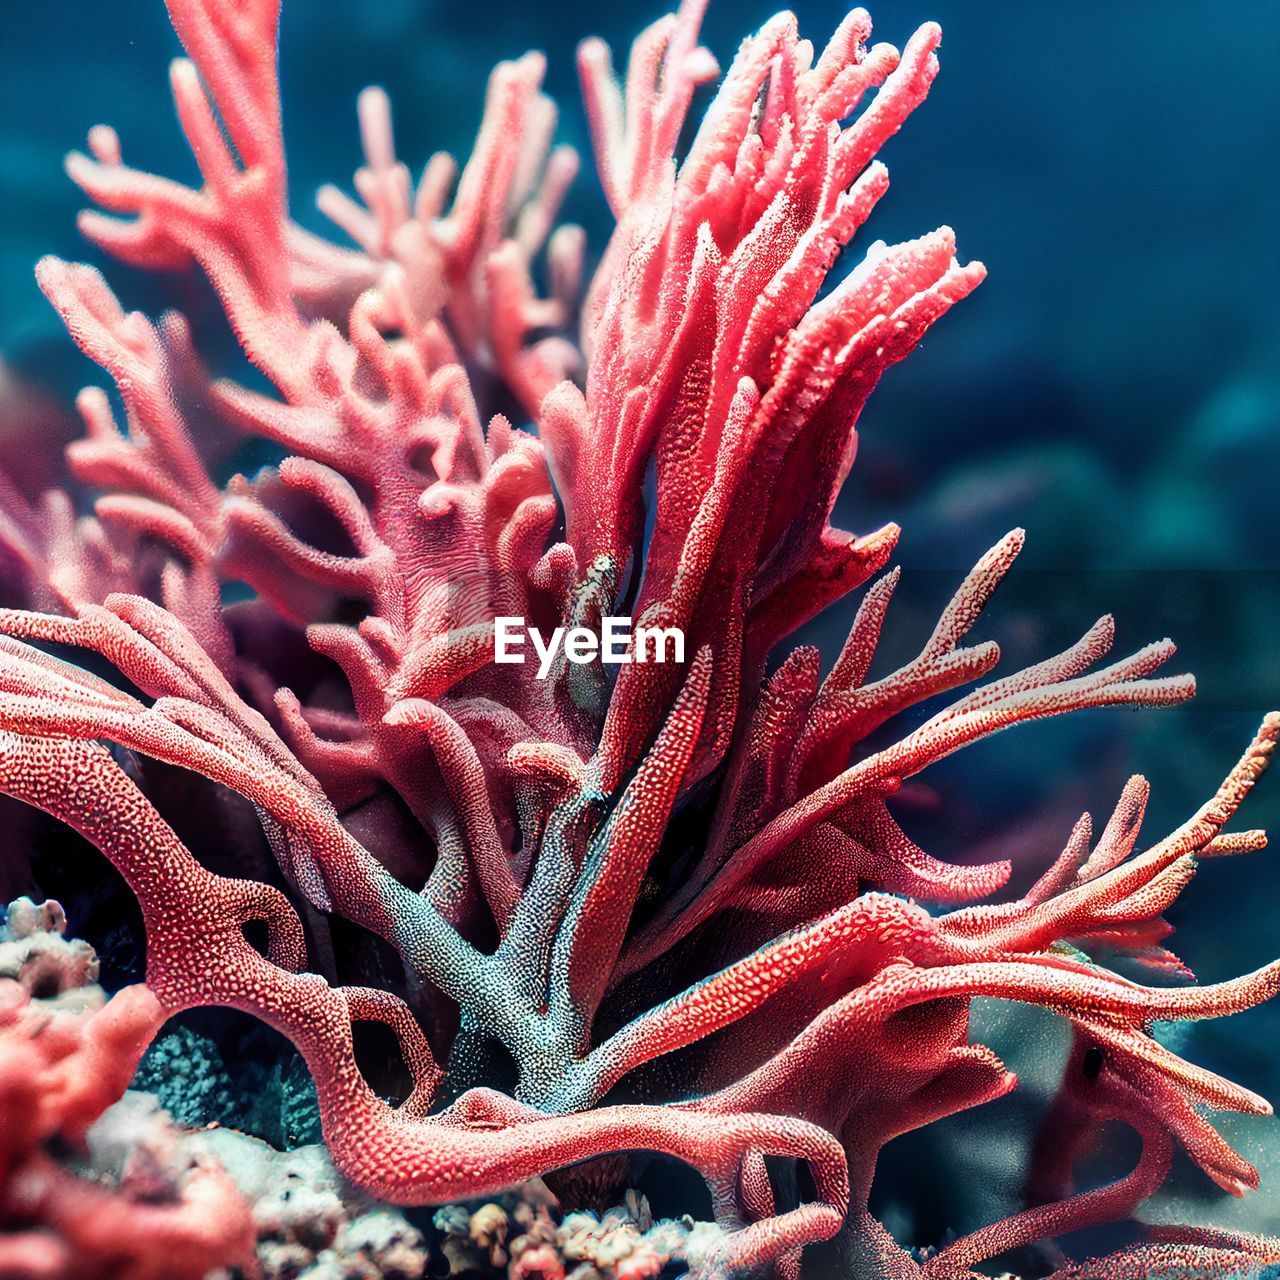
[0,0,1277,1276]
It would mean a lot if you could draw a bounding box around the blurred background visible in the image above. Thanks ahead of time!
[1,0,1278,1265]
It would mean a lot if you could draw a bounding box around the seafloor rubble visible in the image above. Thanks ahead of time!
[3,897,736,1280]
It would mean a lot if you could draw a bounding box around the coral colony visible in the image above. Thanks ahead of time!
[0,0,1277,1277]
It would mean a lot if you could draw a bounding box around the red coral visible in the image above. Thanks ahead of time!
[0,981,255,1279]
[0,0,1277,1274]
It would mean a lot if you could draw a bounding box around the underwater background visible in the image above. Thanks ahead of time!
[1,0,1278,1264]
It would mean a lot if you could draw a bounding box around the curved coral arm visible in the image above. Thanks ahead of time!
[1043,1227,1280,1280]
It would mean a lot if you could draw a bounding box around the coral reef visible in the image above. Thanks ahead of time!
[0,900,255,1279]
[0,0,1277,1275]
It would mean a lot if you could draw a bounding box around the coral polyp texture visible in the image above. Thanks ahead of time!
[0,0,1276,1276]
